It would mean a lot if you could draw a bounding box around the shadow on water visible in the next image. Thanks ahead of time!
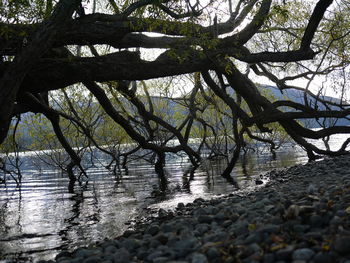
[0,145,309,262]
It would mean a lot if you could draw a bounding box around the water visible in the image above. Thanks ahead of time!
[0,134,347,262]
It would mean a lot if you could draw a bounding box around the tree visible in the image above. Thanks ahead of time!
[1,0,350,183]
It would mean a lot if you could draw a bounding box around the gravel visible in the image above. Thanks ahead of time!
[39,155,350,263]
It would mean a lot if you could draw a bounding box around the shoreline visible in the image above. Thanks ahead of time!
[40,154,350,263]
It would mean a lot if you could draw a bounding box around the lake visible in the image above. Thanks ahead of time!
[0,134,346,263]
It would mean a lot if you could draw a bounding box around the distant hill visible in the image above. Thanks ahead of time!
[260,85,350,128]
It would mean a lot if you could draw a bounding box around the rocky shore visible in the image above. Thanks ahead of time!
[40,155,350,263]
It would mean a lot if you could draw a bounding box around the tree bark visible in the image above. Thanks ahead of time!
[0,0,81,144]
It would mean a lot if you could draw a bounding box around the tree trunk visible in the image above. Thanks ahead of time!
[0,0,81,143]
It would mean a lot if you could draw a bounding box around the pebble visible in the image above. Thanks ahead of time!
[332,236,350,255]
[292,248,315,261]
[191,252,208,263]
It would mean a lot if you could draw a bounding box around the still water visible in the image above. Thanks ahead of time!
[0,135,342,262]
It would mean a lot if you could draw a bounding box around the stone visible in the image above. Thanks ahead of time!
[206,247,220,259]
[292,248,315,261]
[244,233,263,245]
[146,224,160,236]
[121,238,140,251]
[177,203,185,209]
[257,224,280,234]
[293,224,310,233]
[232,221,249,236]
[197,215,214,224]
[150,239,161,248]
[191,252,208,263]
[313,252,334,263]
[161,223,173,233]
[73,249,96,259]
[332,237,350,255]
[147,251,164,261]
[155,233,169,245]
[173,238,199,257]
[255,179,264,185]
[193,208,207,216]
[275,245,295,261]
[203,231,229,243]
[304,232,322,240]
[153,257,170,263]
[56,260,72,263]
[122,229,135,237]
[104,245,117,254]
[194,198,205,204]
[309,214,324,227]
[56,251,71,260]
[113,248,130,263]
[82,256,103,263]
[222,220,232,228]
[330,216,342,225]
[136,249,149,260]
[263,253,275,263]
[159,208,168,217]
[204,205,219,215]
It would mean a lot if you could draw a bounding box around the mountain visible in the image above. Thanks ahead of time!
[261,85,350,128]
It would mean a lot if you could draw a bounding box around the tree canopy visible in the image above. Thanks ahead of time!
[1,0,350,182]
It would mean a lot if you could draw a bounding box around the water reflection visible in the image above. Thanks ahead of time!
[0,146,307,262]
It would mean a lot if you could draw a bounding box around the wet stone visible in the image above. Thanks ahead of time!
[194,198,205,204]
[158,208,168,218]
[177,203,185,209]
